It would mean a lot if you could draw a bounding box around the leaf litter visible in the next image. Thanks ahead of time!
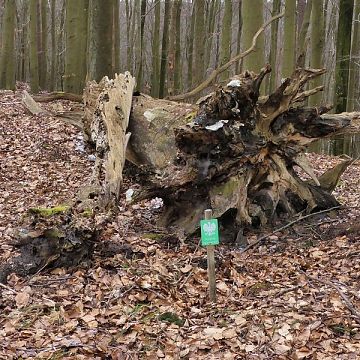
[0,89,360,359]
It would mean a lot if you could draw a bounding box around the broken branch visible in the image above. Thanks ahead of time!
[168,11,285,101]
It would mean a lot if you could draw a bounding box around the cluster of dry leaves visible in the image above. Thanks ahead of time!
[0,89,360,359]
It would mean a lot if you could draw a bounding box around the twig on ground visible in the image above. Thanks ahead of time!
[0,282,17,294]
[243,206,342,252]
[300,270,360,323]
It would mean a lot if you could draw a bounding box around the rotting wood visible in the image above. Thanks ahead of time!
[127,67,358,240]
[90,72,136,204]
[32,91,83,103]
[22,90,84,130]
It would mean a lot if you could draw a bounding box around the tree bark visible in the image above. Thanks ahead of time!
[219,0,232,81]
[334,0,354,113]
[88,0,113,82]
[151,0,161,97]
[282,0,296,78]
[309,0,325,106]
[347,0,360,111]
[242,0,264,73]
[0,0,16,90]
[64,0,89,94]
[29,0,40,93]
[267,0,281,92]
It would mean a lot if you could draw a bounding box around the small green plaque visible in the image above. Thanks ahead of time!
[200,219,219,246]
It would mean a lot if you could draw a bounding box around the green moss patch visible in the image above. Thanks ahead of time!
[28,205,70,217]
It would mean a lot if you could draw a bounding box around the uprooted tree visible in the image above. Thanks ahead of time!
[1,66,359,283]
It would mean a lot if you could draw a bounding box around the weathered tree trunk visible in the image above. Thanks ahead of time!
[4,68,358,283]
[84,67,359,240]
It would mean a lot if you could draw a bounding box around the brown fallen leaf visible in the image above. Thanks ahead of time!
[15,291,30,308]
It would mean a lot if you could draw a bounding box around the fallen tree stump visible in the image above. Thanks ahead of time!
[122,67,359,238]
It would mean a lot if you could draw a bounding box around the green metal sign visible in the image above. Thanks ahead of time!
[200,219,219,246]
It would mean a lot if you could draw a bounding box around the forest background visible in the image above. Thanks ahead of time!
[0,0,359,114]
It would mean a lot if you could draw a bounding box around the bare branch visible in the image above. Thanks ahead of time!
[169,11,285,102]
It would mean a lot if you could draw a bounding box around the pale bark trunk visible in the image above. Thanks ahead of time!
[308,0,325,107]
[334,0,354,113]
[347,0,360,111]
[193,0,206,86]
[267,0,281,92]
[219,0,232,81]
[282,0,296,78]
[29,0,39,93]
[151,0,161,97]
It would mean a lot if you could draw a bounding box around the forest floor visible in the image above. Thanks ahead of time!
[0,89,360,360]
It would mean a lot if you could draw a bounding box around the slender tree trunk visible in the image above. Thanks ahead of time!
[242,0,264,73]
[0,0,16,90]
[88,0,113,82]
[58,1,66,90]
[204,0,220,72]
[334,0,354,113]
[64,0,89,94]
[151,0,161,97]
[219,0,232,81]
[267,0,281,92]
[113,0,121,74]
[168,1,176,96]
[39,0,48,89]
[29,0,39,93]
[50,0,57,91]
[168,0,182,96]
[159,0,170,98]
[131,0,140,76]
[235,0,242,74]
[282,0,296,78]
[347,0,360,111]
[136,0,146,92]
[17,2,28,82]
[193,0,206,86]
[186,2,195,90]
[125,0,132,72]
[309,0,324,106]
[297,0,312,67]
[174,0,182,93]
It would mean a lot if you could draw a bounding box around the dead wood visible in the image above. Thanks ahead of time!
[242,205,342,252]
[1,75,136,283]
[22,90,84,130]
[301,271,360,323]
[32,92,83,103]
[131,67,357,239]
